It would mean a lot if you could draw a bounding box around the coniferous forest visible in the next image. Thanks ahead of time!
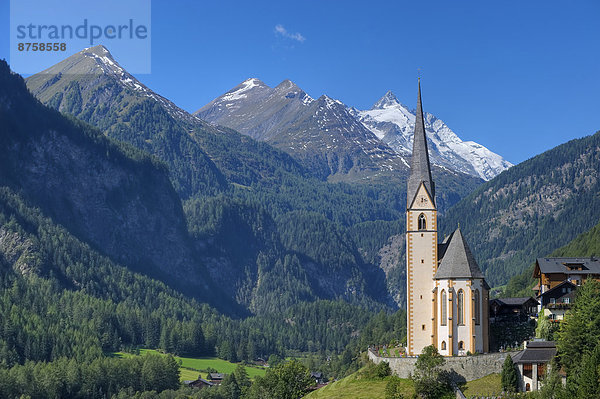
[0,59,410,397]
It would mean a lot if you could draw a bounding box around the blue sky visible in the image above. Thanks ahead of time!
[1,0,599,165]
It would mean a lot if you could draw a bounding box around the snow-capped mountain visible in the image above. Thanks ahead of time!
[196,79,411,181]
[198,81,510,182]
[28,45,199,124]
[25,45,231,197]
[354,91,512,180]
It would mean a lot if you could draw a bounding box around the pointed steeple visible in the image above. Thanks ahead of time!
[407,79,435,207]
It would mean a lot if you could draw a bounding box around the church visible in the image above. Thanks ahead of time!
[405,81,490,357]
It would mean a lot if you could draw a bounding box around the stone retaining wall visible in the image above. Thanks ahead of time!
[368,349,509,382]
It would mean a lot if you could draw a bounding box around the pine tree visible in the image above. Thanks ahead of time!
[222,373,241,399]
[385,377,405,399]
[233,363,251,390]
[575,343,600,399]
[557,279,600,375]
[501,354,518,393]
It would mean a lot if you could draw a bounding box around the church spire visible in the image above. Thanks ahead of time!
[407,79,435,207]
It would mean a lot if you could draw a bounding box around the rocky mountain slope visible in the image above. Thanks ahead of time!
[353,91,512,180]
[0,59,225,307]
[195,78,409,181]
[197,80,510,182]
[24,46,482,311]
[25,45,228,199]
[23,47,410,311]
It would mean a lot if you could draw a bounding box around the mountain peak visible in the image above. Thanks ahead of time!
[274,79,304,94]
[356,91,513,180]
[82,44,112,57]
[241,77,267,87]
[317,94,344,109]
[27,46,199,125]
[79,45,121,70]
[32,44,125,78]
[273,79,313,104]
[372,90,401,109]
[218,78,269,103]
[277,78,292,85]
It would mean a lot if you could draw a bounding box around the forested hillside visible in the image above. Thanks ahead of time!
[551,221,600,257]
[25,46,481,311]
[505,218,600,297]
[0,59,235,309]
[440,131,600,287]
[0,60,403,380]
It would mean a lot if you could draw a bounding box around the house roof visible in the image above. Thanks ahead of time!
[512,341,557,364]
[538,280,577,299]
[184,378,214,387]
[407,80,435,208]
[492,297,539,307]
[435,228,485,280]
[207,373,225,379]
[535,257,600,276]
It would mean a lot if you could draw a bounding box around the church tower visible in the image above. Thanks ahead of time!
[406,80,438,356]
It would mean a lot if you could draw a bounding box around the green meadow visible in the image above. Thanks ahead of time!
[304,366,501,398]
[113,349,266,381]
[304,370,415,399]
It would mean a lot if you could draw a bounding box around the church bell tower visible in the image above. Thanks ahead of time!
[406,80,438,356]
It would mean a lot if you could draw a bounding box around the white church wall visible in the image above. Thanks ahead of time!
[435,279,487,355]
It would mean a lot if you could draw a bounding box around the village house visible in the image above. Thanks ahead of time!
[207,372,226,385]
[489,297,538,321]
[183,377,215,389]
[512,341,558,392]
[537,280,577,321]
[533,257,600,295]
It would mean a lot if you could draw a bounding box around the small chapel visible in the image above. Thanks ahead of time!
[405,81,490,357]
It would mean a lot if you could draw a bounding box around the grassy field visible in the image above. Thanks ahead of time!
[113,349,266,382]
[461,373,502,397]
[305,367,501,398]
[304,370,415,399]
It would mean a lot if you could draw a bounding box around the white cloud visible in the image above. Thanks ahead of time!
[274,24,305,43]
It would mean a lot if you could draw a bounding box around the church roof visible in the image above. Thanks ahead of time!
[407,80,435,208]
[435,228,485,279]
[437,231,455,261]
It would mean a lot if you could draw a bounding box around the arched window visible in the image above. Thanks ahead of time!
[441,290,447,326]
[474,289,480,325]
[441,341,446,350]
[457,289,464,325]
[459,341,464,350]
[418,213,426,230]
